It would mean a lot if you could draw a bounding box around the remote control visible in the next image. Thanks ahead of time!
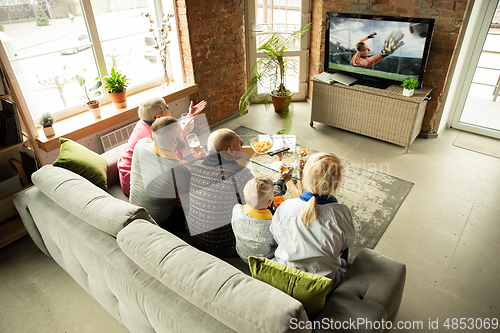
[268,147,290,156]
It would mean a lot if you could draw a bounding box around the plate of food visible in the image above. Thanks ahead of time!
[250,136,274,154]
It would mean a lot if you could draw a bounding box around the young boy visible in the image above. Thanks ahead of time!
[231,177,277,263]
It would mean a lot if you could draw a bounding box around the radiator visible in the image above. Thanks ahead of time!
[100,122,136,152]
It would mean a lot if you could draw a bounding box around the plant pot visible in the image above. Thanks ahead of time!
[271,93,293,113]
[403,88,414,97]
[88,100,101,119]
[109,91,127,108]
[43,126,55,137]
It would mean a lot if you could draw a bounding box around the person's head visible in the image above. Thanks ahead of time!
[207,128,243,160]
[138,97,169,122]
[356,42,371,54]
[300,152,344,227]
[151,116,185,152]
[243,177,274,210]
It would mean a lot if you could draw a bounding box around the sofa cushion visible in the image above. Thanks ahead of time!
[117,219,310,333]
[53,137,108,190]
[248,256,333,318]
[32,165,156,237]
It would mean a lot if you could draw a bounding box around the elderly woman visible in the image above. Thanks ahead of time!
[117,97,206,196]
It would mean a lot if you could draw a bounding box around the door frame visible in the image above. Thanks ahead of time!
[448,0,500,139]
[244,0,311,101]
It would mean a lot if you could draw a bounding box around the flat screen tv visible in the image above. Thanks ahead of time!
[325,12,435,89]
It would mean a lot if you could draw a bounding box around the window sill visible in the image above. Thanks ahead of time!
[36,82,198,152]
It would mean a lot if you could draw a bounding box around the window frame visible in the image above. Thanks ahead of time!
[0,0,185,135]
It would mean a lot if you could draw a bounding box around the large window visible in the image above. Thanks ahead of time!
[0,0,182,125]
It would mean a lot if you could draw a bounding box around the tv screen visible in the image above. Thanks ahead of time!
[325,12,435,89]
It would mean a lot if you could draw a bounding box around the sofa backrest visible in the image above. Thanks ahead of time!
[101,143,126,187]
[117,219,311,333]
[31,164,156,237]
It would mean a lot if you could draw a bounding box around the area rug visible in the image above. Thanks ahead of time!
[234,126,414,262]
[453,132,500,159]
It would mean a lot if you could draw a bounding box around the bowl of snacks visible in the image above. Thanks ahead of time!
[296,146,311,169]
[250,136,274,154]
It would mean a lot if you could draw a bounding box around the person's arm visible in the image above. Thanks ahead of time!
[273,167,293,196]
[352,53,384,67]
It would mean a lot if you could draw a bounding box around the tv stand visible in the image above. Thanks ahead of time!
[354,78,392,89]
[310,79,432,153]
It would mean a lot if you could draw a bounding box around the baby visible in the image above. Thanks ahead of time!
[231,177,277,263]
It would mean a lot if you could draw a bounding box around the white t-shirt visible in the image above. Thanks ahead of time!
[270,198,356,280]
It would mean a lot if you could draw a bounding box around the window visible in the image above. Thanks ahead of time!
[0,0,182,126]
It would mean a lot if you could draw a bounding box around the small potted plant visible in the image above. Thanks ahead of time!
[402,77,419,97]
[75,74,102,119]
[39,111,55,137]
[98,61,129,108]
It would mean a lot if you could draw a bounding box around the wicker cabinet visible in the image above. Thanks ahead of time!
[310,79,432,153]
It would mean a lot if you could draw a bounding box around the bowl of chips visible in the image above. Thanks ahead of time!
[250,136,274,154]
[296,146,311,159]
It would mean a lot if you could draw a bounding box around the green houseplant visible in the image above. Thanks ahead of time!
[239,23,311,134]
[39,111,55,137]
[76,74,102,119]
[98,61,129,108]
[402,77,419,97]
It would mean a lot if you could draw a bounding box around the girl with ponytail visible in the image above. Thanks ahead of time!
[270,152,356,286]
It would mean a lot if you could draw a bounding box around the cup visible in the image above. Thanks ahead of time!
[273,196,285,210]
[280,160,293,172]
[187,133,202,154]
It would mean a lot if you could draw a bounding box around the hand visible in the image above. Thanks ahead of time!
[380,31,404,58]
[180,117,194,137]
[367,32,377,39]
[279,167,294,183]
[188,100,207,117]
[192,147,207,160]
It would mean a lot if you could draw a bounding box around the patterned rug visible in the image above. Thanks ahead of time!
[234,126,414,262]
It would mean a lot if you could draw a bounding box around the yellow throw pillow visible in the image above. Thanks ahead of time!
[53,138,107,190]
[248,256,333,318]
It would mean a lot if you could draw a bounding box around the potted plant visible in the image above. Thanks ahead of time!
[98,61,129,108]
[402,77,419,97]
[39,111,55,137]
[75,74,102,119]
[239,23,311,134]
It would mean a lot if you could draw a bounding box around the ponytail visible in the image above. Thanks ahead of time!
[300,195,319,228]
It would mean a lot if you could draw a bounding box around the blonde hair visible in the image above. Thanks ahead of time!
[138,97,168,122]
[300,153,343,227]
[243,177,274,210]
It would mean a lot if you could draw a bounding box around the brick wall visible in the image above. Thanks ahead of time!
[176,0,247,125]
[308,0,470,133]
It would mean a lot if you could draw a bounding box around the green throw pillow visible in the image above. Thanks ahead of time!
[53,137,108,190]
[248,256,333,318]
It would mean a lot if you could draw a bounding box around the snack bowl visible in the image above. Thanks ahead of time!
[296,145,311,159]
[250,136,274,154]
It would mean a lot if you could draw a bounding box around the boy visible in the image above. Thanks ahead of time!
[231,177,277,263]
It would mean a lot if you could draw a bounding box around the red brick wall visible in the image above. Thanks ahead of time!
[176,0,247,125]
[308,0,470,133]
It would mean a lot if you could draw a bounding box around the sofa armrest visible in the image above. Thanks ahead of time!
[101,144,126,187]
[314,249,406,333]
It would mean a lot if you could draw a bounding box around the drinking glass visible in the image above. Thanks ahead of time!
[187,133,202,153]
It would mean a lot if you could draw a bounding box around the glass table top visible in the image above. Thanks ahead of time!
[242,135,314,198]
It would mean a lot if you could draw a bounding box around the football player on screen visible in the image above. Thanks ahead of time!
[350,31,405,67]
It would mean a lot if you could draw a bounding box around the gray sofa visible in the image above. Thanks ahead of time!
[13,145,406,333]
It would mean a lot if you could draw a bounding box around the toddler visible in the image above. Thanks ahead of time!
[231,177,277,263]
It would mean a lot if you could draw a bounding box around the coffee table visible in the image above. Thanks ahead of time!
[242,135,313,198]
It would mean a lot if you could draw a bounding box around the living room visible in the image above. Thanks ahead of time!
[1,0,499,332]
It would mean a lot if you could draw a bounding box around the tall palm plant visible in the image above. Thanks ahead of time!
[239,23,311,134]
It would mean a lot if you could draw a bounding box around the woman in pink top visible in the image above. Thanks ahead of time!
[117,97,206,196]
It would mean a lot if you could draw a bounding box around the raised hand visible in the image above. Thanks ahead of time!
[367,32,377,39]
[380,31,405,58]
[188,100,207,117]
[180,117,194,137]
